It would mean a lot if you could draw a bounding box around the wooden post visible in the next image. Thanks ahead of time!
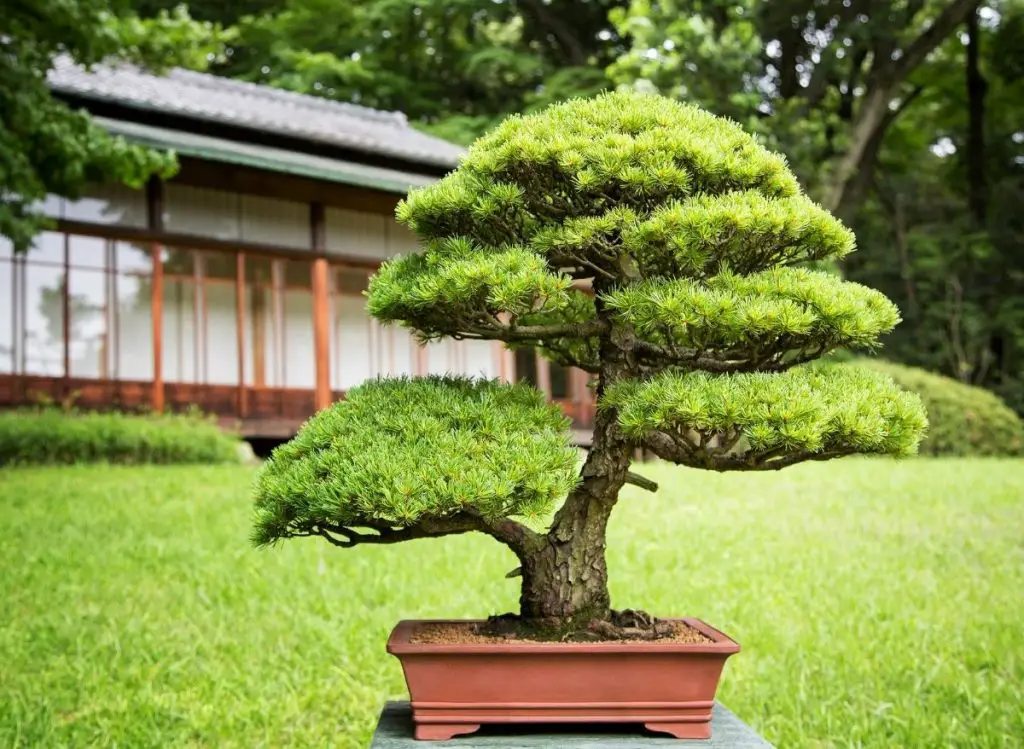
[311,203,331,410]
[146,176,164,231]
[151,243,164,412]
[252,269,266,387]
[312,258,331,410]
[148,177,166,412]
[62,233,70,390]
[236,253,247,417]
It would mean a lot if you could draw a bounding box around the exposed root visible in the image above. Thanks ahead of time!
[474,608,675,642]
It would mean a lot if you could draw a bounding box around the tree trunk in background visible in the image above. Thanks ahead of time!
[822,0,977,216]
[966,2,988,226]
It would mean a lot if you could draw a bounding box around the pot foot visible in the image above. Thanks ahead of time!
[414,723,481,741]
[644,722,711,740]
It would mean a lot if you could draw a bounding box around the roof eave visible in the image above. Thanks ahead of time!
[50,85,463,174]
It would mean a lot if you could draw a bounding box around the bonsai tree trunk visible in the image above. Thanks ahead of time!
[518,345,634,624]
[518,426,629,620]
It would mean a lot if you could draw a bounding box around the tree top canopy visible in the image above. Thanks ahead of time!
[365,90,927,473]
[367,91,876,371]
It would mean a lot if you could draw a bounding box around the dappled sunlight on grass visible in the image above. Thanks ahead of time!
[2,459,1023,747]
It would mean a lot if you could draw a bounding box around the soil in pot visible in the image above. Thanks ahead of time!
[411,618,715,645]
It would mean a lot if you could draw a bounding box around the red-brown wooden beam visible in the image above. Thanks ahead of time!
[311,203,331,411]
[151,243,165,412]
[236,253,248,417]
[312,258,331,410]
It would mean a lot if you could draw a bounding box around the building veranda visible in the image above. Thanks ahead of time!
[0,61,596,439]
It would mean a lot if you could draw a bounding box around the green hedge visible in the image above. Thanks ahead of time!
[851,359,1024,457]
[0,409,243,466]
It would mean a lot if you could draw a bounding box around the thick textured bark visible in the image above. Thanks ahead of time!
[965,2,987,226]
[518,407,632,621]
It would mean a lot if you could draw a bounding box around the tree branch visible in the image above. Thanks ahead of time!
[893,0,976,83]
[823,1,972,214]
[631,340,831,374]
[624,471,658,492]
[464,318,609,343]
[640,430,856,472]
[519,0,588,66]
[304,511,544,559]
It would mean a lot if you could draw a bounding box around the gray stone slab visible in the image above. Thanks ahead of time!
[370,701,774,748]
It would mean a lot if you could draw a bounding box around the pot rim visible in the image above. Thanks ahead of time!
[387,617,740,655]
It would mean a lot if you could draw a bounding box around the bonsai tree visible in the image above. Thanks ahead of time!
[252,91,927,635]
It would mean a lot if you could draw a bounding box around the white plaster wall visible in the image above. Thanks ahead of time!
[332,294,372,390]
[0,253,13,374]
[425,339,454,376]
[377,324,416,378]
[282,290,315,389]
[464,340,498,379]
[164,185,241,241]
[240,195,309,249]
[386,220,421,256]
[205,283,239,384]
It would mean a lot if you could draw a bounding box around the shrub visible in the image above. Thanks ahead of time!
[851,359,1023,456]
[0,409,243,466]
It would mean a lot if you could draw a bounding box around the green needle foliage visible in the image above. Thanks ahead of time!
[604,268,901,370]
[604,366,927,470]
[252,377,579,547]
[256,91,927,622]
[366,240,574,341]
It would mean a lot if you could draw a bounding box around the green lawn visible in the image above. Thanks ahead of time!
[2,460,1022,748]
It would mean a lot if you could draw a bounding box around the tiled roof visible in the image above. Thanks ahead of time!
[48,58,464,170]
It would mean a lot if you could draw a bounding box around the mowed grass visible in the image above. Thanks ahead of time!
[1,460,1023,748]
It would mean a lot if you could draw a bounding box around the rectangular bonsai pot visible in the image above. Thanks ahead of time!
[387,618,740,741]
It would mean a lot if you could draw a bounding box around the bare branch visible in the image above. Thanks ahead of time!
[463,318,609,343]
[302,511,544,559]
[624,471,658,493]
[631,340,831,374]
[893,0,976,83]
[640,429,856,472]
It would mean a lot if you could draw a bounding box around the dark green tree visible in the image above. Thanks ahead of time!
[223,0,625,144]
[611,0,980,218]
[0,1,232,253]
[252,93,927,631]
[845,1,1024,411]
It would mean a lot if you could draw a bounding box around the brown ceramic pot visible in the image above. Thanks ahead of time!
[387,617,740,741]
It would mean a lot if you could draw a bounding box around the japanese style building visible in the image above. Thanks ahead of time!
[0,60,595,439]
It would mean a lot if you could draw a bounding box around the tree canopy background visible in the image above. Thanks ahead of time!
[4,0,1022,414]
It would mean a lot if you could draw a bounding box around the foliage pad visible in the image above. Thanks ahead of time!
[252,377,579,547]
[605,366,927,470]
